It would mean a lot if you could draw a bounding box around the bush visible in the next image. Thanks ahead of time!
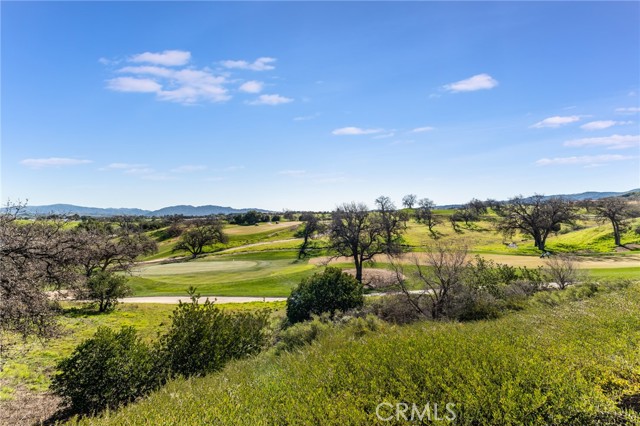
[84,271,131,312]
[286,267,364,324]
[157,291,270,378]
[51,326,157,415]
[367,294,425,324]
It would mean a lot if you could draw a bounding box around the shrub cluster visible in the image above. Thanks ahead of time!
[52,292,270,416]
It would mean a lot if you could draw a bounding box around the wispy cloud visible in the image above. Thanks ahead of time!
[564,134,639,150]
[103,162,148,170]
[443,74,498,93]
[293,113,320,121]
[410,126,435,133]
[530,115,580,128]
[170,165,207,173]
[130,50,191,66]
[535,154,634,166]
[332,127,383,136]
[278,169,306,177]
[616,107,640,114]
[239,80,264,94]
[107,77,162,93]
[373,132,395,139]
[221,57,276,71]
[248,94,293,105]
[580,120,632,131]
[20,157,92,169]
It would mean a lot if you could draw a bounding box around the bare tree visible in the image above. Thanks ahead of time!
[543,255,584,289]
[415,198,441,238]
[588,197,640,246]
[0,203,81,352]
[374,195,406,255]
[402,194,417,209]
[496,195,578,252]
[391,242,469,320]
[329,202,404,282]
[297,213,324,259]
[173,218,228,258]
[74,228,157,277]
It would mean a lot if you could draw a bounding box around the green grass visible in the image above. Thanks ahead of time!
[75,282,640,425]
[128,254,320,297]
[0,301,283,401]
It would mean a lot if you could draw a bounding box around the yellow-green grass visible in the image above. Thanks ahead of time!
[0,301,283,402]
[128,254,320,297]
[76,283,640,425]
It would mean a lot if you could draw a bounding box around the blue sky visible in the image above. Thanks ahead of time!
[2,1,639,211]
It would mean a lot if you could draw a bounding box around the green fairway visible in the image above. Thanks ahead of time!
[129,255,319,297]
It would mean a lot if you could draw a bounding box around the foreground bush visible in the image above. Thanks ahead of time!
[53,291,270,416]
[157,292,270,377]
[51,326,157,415]
[286,267,363,324]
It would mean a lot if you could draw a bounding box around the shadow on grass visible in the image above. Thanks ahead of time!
[60,305,105,318]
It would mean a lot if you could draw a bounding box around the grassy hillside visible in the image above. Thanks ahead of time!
[75,282,640,425]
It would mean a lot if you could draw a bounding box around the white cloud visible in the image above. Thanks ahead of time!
[278,170,306,177]
[580,120,632,131]
[332,127,383,136]
[410,126,434,133]
[443,74,498,93]
[123,167,155,175]
[20,157,92,169]
[104,162,148,170]
[293,113,320,121]
[130,50,191,66]
[239,80,264,93]
[535,154,634,166]
[564,134,639,150]
[170,165,207,173]
[108,64,230,104]
[248,94,293,105]
[530,115,581,128]
[107,77,162,93]
[373,132,395,139]
[616,107,640,114]
[221,57,276,71]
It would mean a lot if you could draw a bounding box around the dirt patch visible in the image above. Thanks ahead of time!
[343,269,403,289]
[0,387,61,426]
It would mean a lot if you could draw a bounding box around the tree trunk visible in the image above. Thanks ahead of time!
[354,256,363,283]
[611,219,622,246]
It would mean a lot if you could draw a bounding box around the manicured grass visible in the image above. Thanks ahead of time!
[128,255,320,297]
[76,283,640,425]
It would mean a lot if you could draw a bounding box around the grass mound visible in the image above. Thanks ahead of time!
[76,283,640,425]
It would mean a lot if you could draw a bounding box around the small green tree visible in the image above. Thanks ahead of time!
[286,267,364,324]
[172,218,228,258]
[51,326,157,415]
[85,271,131,312]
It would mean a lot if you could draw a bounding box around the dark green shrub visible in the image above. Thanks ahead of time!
[157,291,269,378]
[85,271,131,312]
[286,267,364,324]
[51,326,157,415]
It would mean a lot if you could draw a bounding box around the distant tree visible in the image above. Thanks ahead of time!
[286,267,363,324]
[271,214,281,222]
[455,206,479,226]
[588,197,640,246]
[173,219,228,258]
[297,213,324,259]
[374,195,406,255]
[466,198,488,216]
[415,198,441,238]
[329,202,404,282]
[402,194,418,209]
[496,195,578,252]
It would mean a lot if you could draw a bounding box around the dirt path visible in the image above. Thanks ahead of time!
[309,253,640,269]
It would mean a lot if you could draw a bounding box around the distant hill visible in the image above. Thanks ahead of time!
[22,204,270,217]
[542,189,639,201]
